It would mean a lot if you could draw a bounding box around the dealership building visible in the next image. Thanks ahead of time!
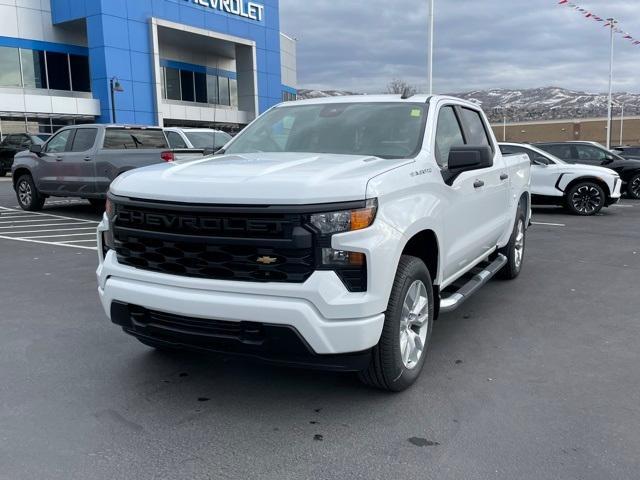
[0,0,297,135]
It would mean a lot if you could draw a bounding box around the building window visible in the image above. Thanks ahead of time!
[230,78,238,108]
[218,76,230,106]
[21,49,47,89]
[69,54,91,92]
[46,51,71,91]
[180,70,195,102]
[207,74,219,105]
[0,46,90,92]
[282,91,297,102]
[194,72,207,104]
[0,46,22,87]
[164,67,181,100]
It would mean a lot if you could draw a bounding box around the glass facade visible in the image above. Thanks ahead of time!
[162,65,238,108]
[0,45,90,92]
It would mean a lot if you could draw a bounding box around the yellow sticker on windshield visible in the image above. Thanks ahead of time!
[411,109,422,117]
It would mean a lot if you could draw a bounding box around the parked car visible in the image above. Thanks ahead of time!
[12,125,205,211]
[97,95,531,392]
[0,133,50,177]
[500,142,621,215]
[535,141,640,199]
[164,128,232,154]
[613,146,640,161]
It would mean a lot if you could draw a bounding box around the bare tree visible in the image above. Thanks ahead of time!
[387,79,417,96]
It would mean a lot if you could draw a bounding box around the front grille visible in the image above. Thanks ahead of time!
[112,201,316,284]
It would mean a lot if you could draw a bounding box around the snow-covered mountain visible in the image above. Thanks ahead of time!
[297,87,639,123]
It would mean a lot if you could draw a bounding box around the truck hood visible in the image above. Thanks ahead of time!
[558,163,618,177]
[110,152,410,204]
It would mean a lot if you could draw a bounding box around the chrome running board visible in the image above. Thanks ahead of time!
[439,254,508,314]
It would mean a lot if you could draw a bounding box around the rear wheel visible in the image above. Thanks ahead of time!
[628,174,640,200]
[16,174,45,211]
[498,204,526,280]
[565,182,605,215]
[359,255,434,392]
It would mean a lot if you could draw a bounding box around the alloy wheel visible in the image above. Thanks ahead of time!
[631,176,640,198]
[399,280,430,370]
[514,219,525,270]
[571,185,602,215]
[18,180,32,207]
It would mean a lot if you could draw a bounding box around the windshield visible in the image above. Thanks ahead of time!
[185,131,232,149]
[225,102,428,159]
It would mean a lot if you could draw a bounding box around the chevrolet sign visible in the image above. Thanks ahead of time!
[187,0,265,22]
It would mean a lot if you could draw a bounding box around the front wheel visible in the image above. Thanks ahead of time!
[359,255,434,392]
[565,182,605,215]
[16,174,45,211]
[627,174,640,200]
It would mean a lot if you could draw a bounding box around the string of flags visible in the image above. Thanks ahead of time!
[557,0,640,46]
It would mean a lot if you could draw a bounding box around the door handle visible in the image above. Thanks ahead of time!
[474,180,485,189]
[55,156,63,161]
[500,173,509,181]
[83,157,92,161]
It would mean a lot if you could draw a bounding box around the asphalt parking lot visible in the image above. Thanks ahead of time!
[1,176,639,480]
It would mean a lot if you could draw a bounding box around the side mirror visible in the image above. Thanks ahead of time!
[604,155,615,163]
[29,144,42,155]
[448,145,493,171]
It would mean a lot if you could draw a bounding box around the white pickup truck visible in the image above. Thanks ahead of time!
[97,95,531,391]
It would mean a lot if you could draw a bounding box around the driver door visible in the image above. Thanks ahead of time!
[37,129,73,194]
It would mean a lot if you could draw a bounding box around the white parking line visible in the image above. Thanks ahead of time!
[1,227,97,235]
[0,206,98,250]
[532,221,566,227]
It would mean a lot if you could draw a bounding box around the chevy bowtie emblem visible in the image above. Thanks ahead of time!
[256,256,278,265]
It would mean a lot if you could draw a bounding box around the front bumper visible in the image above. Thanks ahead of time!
[606,178,623,206]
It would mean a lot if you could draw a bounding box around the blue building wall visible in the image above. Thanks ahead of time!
[50,0,283,125]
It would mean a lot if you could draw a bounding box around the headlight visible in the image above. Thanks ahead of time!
[309,199,378,235]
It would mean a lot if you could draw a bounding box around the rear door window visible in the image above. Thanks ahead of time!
[103,129,168,149]
[544,144,573,160]
[166,131,188,149]
[70,128,98,152]
[459,108,491,148]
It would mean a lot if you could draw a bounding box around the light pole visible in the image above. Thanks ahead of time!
[619,102,625,147]
[110,77,124,124]
[427,0,435,94]
[606,18,616,149]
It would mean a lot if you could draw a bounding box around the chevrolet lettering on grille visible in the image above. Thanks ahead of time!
[118,209,288,235]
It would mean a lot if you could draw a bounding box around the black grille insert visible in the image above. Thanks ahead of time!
[112,202,316,283]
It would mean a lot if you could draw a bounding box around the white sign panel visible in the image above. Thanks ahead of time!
[188,0,265,22]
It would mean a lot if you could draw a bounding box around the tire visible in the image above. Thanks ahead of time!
[627,174,640,200]
[15,174,45,211]
[137,337,180,353]
[359,255,434,392]
[88,198,106,211]
[565,182,606,215]
[497,204,526,280]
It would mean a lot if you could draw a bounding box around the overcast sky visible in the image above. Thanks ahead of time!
[279,0,640,94]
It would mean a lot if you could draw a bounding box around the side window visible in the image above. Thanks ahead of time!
[545,144,573,160]
[166,131,188,149]
[70,128,98,152]
[434,106,465,168]
[575,145,606,163]
[459,108,491,147]
[44,130,72,154]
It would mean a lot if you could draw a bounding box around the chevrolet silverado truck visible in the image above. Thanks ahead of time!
[97,95,531,391]
[11,125,206,211]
